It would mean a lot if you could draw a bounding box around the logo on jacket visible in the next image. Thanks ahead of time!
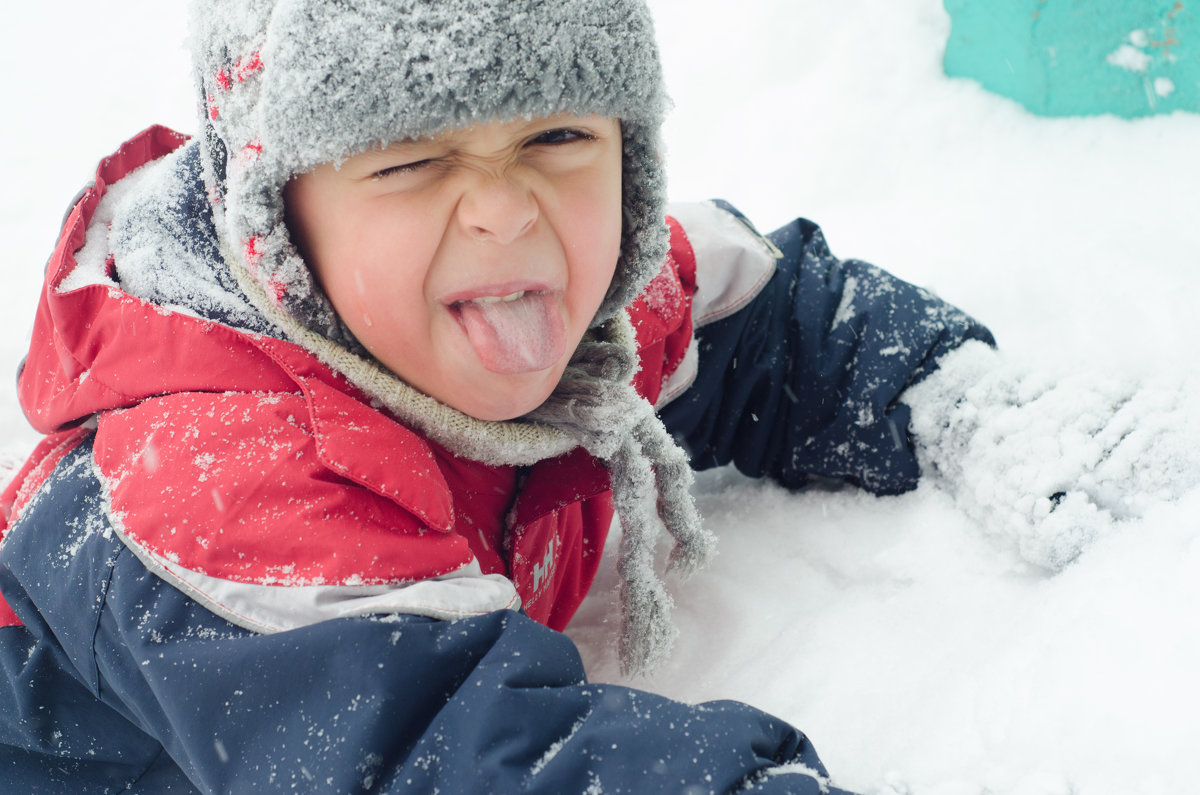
[531,536,556,593]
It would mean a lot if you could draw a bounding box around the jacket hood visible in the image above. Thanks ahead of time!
[19,127,300,435]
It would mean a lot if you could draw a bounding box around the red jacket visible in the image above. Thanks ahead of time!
[1,127,698,633]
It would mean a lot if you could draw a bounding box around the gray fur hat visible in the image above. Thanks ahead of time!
[191,0,670,340]
[189,0,713,676]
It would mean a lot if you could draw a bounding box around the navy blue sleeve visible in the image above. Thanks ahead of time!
[0,437,855,794]
[660,204,995,495]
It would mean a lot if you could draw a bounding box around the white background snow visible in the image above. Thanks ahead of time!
[2,2,1199,793]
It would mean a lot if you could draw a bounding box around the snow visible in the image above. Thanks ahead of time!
[2,2,1199,794]
[1106,43,1152,74]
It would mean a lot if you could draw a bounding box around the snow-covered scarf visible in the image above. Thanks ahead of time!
[178,0,714,674]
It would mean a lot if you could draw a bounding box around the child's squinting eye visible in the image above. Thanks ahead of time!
[372,159,432,180]
[530,128,596,146]
[370,127,596,179]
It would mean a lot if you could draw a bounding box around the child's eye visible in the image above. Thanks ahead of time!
[530,128,596,146]
[372,159,432,180]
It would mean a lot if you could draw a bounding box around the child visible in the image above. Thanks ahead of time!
[1,0,1194,792]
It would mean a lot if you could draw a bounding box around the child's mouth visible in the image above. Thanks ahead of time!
[449,290,565,375]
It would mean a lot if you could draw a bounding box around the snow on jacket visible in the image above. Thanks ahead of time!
[0,127,990,792]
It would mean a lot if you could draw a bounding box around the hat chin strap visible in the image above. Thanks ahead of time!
[527,317,716,676]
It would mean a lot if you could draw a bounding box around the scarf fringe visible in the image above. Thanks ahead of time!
[635,416,715,577]
[528,317,717,675]
[610,436,677,676]
[601,409,714,676]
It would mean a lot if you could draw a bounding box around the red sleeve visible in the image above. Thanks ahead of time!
[627,217,697,405]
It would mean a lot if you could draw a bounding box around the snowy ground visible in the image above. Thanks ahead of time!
[3,2,1199,793]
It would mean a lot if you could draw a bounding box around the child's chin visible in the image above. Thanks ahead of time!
[449,372,560,423]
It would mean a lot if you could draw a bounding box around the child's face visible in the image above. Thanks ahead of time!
[286,113,623,421]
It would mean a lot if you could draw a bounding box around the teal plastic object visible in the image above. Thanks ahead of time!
[943,0,1198,117]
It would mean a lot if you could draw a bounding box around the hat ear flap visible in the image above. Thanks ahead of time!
[595,119,669,326]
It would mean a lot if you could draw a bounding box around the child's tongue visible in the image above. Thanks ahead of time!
[455,292,565,374]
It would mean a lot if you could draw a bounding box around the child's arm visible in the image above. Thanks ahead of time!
[657,201,1200,568]
[659,201,994,495]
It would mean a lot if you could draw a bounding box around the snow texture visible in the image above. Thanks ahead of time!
[1106,43,1152,74]
[3,2,1200,794]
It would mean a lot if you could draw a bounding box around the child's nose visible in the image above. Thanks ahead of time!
[457,174,538,245]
